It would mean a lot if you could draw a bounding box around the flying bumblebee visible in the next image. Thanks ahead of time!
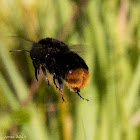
[10,37,89,102]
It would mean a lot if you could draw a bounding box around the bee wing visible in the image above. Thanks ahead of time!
[69,44,93,58]
[69,44,85,54]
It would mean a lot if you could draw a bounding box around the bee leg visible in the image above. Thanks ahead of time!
[33,62,38,81]
[53,74,58,89]
[57,78,65,103]
[41,65,50,86]
[75,89,89,101]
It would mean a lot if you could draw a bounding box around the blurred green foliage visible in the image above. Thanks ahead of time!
[0,0,140,140]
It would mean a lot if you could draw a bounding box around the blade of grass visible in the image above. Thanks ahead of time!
[0,72,19,110]
[125,57,140,117]
[0,41,28,101]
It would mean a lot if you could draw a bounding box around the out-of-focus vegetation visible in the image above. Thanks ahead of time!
[0,0,140,140]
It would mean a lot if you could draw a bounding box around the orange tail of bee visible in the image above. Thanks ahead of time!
[65,68,89,91]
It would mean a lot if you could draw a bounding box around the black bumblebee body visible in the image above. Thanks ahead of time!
[10,38,89,102]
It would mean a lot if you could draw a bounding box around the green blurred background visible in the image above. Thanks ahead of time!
[0,0,140,140]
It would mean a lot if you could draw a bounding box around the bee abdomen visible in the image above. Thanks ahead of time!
[65,68,89,91]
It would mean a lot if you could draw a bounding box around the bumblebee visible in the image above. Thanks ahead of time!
[10,38,89,102]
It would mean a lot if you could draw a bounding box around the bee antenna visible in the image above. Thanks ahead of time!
[9,50,30,53]
[8,36,35,44]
